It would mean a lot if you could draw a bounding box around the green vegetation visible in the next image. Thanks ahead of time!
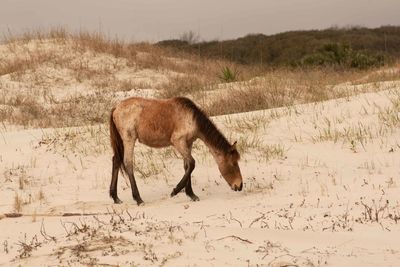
[218,66,239,82]
[158,26,400,69]
[301,43,385,69]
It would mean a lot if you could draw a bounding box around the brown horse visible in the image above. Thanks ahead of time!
[109,96,243,205]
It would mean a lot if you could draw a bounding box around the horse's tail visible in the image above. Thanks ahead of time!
[110,107,127,175]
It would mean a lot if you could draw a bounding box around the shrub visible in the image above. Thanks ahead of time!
[350,52,385,69]
[300,43,385,69]
[218,66,239,83]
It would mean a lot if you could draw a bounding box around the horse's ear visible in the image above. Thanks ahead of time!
[230,141,240,161]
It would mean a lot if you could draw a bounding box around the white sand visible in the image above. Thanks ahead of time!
[1,85,399,266]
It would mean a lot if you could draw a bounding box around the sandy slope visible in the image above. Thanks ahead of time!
[1,80,399,266]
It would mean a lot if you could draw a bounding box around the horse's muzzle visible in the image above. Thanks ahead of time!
[233,182,243,192]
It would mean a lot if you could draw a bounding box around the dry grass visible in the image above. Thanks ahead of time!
[39,125,110,157]
[158,74,207,98]
[13,193,23,212]
[37,189,45,202]
[1,92,115,128]
[307,88,400,151]
[0,28,253,128]
[203,68,392,116]
[1,28,399,129]
[378,89,400,129]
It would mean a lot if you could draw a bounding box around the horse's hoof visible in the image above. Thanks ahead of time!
[113,198,123,204]
[190,195,200,202]
[170,189,177,197]
[137,200,145,206]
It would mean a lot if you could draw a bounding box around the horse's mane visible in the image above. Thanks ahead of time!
[175,97,232,153]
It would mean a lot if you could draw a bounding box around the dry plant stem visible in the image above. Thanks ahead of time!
[0,212,111,220]
[215,235,253,244]
[249,212,267,228]
[40,219,56,242]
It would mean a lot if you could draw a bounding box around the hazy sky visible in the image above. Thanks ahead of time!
[1,0,400,42]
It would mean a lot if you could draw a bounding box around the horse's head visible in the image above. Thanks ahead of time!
[217,142,243,191]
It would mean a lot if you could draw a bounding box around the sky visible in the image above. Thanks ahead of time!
[1,0,400,42]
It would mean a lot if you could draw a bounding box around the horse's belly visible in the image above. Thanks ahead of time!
[138,137,171,148]
[136,110,175,147]
[137,131,172,148]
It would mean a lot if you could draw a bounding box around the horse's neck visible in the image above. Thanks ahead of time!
[199,134,225,164]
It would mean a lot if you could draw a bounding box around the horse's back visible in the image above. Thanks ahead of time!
[112,97,196,148]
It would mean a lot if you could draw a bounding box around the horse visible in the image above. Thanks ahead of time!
[109,96,243,205]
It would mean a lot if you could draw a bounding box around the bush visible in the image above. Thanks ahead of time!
[350,52,385,69]
[300,43,385,69]
[218,66,239,82]
[158,26,399,69]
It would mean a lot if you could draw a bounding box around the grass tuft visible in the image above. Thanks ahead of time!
[218,66,239,83]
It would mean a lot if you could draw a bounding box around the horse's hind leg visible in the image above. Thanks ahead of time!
[124,139,144,205]
[110,155,122,204]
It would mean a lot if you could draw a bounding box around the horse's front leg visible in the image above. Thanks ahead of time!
[170,139,199,201]
[183,162,200,201]
[171,157,195,196]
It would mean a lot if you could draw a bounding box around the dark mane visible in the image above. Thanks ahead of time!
[175,97,232,153]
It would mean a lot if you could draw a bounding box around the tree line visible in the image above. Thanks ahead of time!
[157,26,400,69]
